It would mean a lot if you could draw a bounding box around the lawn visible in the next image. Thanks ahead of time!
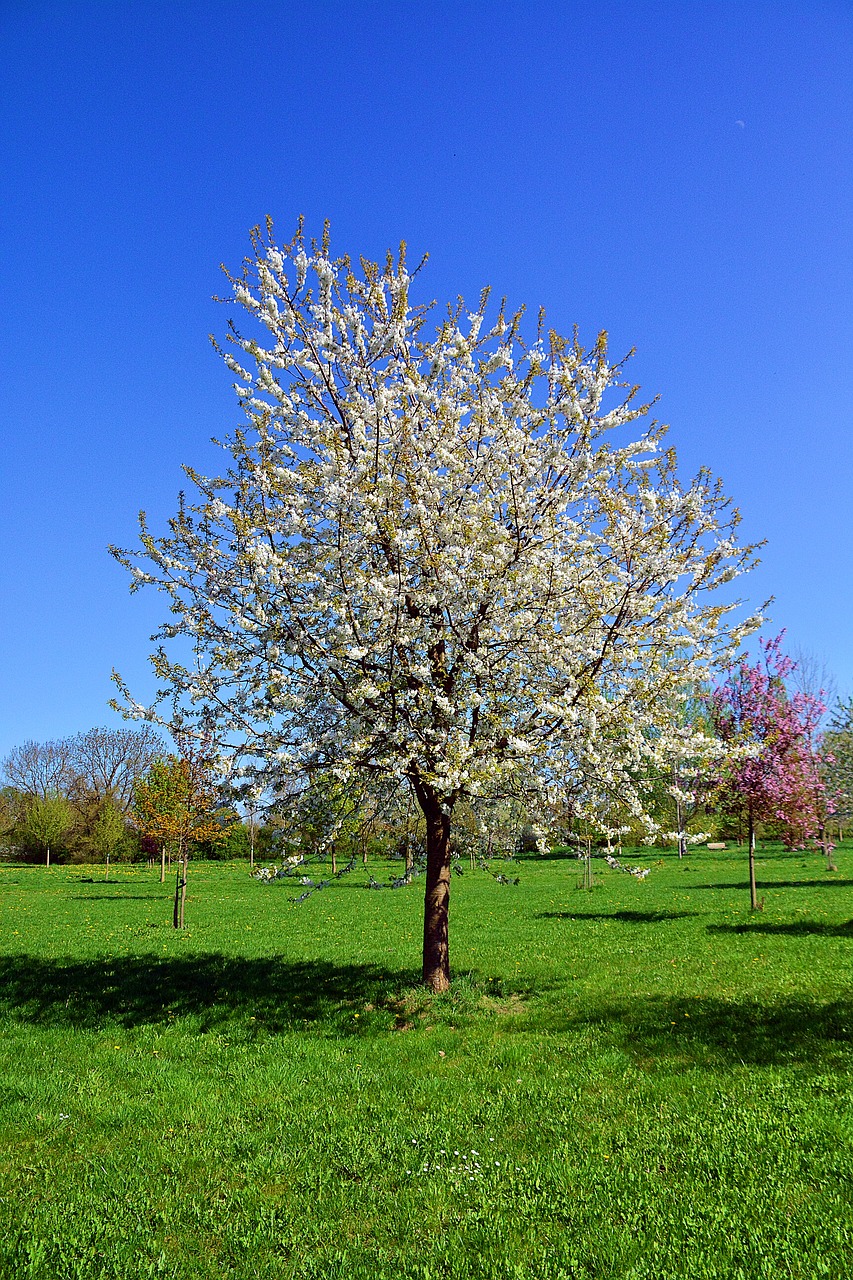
[0,843,851,1279]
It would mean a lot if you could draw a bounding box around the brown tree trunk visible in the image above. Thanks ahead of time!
[46,846,50,868]
[675,787,684,859]
[820,823,837,871]
[748,807,759,911]
[417,786,453,992]
[331,842,337,875]
[160,844,166,883]
[105,853,110,881]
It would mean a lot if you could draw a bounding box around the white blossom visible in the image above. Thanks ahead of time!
[112,222,762,988]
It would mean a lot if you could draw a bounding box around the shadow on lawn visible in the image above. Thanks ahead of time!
[708,920,853,938]
[72,894,166,901]
[691,880,853,891]
[536,910,699,924]
[557,994,853,1067]
[1,954,850,1067]
[0,954,421,1036]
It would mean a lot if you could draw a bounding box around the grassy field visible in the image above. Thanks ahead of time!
[1,842,851,1279]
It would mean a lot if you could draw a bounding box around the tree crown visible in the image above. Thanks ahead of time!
[112,221,761,831]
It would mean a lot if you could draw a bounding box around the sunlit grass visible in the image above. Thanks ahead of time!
[1,843,851,1278]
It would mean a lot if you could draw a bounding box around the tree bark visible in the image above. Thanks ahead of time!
[160,844,166,884]
[748,807,759,911]
[418,787,453,992]
[105,853,110,881]
[46,845,50,868]
[331,842,337,876]
[819,824,837,871]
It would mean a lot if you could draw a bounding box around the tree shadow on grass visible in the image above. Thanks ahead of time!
[691,880,853,891]
[536,910,700,924]
[556,994,853,1068]
[2,955,850,1068]
[72,894,166,901]
[708,920,853,938]
[0,954,422,1037]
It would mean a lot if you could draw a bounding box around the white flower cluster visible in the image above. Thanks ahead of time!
[661,831,712,846]
[404,1137,521,1188]
[252,853,304,883]
[604,854,651,880]
[252,866,281,882]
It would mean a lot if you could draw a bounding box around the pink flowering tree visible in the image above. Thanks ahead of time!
[774,721,838,872]
[711,635,833,908]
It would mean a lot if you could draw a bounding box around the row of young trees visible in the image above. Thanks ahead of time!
[3,649,848,926]
[0,727,164,868]
[0,727,253,873]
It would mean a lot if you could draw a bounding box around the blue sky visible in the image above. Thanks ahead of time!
[1,0,851,759]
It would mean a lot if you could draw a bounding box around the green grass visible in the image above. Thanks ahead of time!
[1,843,852,1279]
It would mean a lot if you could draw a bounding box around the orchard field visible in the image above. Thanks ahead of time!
[1,845,851,1280]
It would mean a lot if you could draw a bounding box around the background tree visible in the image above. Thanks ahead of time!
[24,793,73,867]
[788,646,837,726]
[0,786,23,855]
[134,760,180,883]
[3,739,73,799]
[70,725,164,810]
[133,743,232,926]
[648,685,718,857]
[112,221,760,990]
[91,799,127,879]
[711,635,830,909]
[823,696,853,840]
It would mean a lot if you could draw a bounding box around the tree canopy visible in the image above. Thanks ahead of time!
[113,220,761,988]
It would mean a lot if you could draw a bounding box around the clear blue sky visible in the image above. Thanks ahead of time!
[1,0,851,759]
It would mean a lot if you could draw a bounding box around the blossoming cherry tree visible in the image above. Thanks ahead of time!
[113,221,759,989]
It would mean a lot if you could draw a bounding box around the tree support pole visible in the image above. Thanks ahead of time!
[748,809,759,911]
[179,852,188,928]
